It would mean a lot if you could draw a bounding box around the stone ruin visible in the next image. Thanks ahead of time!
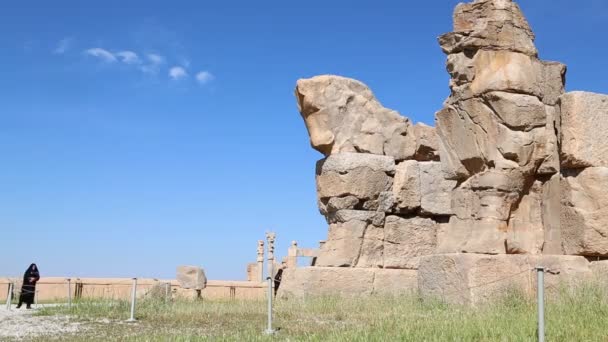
[278,0,608,304]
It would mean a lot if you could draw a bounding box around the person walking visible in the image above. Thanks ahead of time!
[16,264,40,309]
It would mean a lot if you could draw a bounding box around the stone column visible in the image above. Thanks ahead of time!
[256,240,265,282]
[287,241,298,269]
[266,232,276,285]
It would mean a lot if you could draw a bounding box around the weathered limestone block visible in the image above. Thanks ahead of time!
[537,105,560,175]
[468,50,565,106]
[392,160,421,213]
[413,123,440,161]
[277,267,417,298]
[316,210,385,267]
[435,106,486,180]
[437,94,557,180]
[506,180,544,254]
[372,269,418,295]
[420,162,457,216]
[316,153,395,212]
[384,216,438,269]
[176,266,207,290]
[561,167,608,256]
[356,224,384,268]
[277,267,376,298]
[418,254,591,305]
[296,75,416,160]
[439,0,537,56]
[437,217,507,254]
[542,174,562,254]
[560,92,608,168]
[483,92,547,131]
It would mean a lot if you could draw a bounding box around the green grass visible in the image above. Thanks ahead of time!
[24,284,608,341]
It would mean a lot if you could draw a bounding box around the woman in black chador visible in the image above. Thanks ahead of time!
[16,264,40,309]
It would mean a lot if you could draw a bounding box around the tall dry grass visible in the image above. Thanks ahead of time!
[29,282,608,341]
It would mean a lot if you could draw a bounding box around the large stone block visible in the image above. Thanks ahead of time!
[439,0,537,56]
[418,254,591,305]
[419,162,457,216]
[542,174,563,254]
[561,167,608,256]
[316,210,385,267]
[371,269,418,296]
[506,180,544,254]
[316,153,394,210]
[276,267,417,298]
[296,75,416,160]
[469,50,565,106]
[176,266,207,290]
[413,123,440,161]
[384,216,438,269]
[560,92,608,168]
[392,160,421,212]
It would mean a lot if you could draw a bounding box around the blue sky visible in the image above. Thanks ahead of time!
[1,1,607,280]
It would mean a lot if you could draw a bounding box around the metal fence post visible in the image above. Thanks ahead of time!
[127,278,137,322]
[6,283,13,310]
[165,282,170,303]
[66,278,72,309]
[264,276,276,335]
[536,267,545,342]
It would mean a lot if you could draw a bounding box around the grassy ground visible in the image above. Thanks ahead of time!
[24,285,608,341]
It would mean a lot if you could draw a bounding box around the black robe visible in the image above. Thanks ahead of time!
[19,264,40,305]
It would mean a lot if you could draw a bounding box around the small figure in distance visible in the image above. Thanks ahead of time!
[16,264,40,309]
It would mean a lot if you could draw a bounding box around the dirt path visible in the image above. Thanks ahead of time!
[0,305,84,340]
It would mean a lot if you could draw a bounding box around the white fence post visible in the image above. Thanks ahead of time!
[264,276,276,335]
[165,282,170,303]
[536,267,545,342]
[6,283,13,310]
[66,278,72,309]
[127,278,137,322]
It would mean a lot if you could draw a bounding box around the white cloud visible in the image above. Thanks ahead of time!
[139,53,165,74]
[116,51,140,64]
[180,58,191,68]
[169,66,188,80]
[54,37,73,54]
[84,48,116,62]
[195,71,214,85]
[147,53,164,65]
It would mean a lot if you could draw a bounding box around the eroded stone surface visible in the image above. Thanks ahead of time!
[176,266,207,290]
[291,0,608,301]
[383,216,438,269]
[560,92,608,168]
[418,254,591,304]
[296,75,416,160]
[561,167,608,256]
[277,267,417,298]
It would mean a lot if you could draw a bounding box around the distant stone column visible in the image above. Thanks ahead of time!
[256,240,265,282]
[287,241,298,269]
[266,232,276,286]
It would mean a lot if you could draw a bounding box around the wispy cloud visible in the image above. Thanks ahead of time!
[195,71,215,85]
[81,46,209,84]
[139,53,165,74]
[54,37,73,54]
[84,48,117,62]
[116,51,140,64]
[169,66,188,80]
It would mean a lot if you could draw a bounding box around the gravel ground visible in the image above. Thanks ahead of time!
[0,305,84,340]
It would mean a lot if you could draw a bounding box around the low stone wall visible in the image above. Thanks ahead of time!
[1,277,266,302]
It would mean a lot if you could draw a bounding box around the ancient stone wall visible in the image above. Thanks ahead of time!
[279,0,608,301]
